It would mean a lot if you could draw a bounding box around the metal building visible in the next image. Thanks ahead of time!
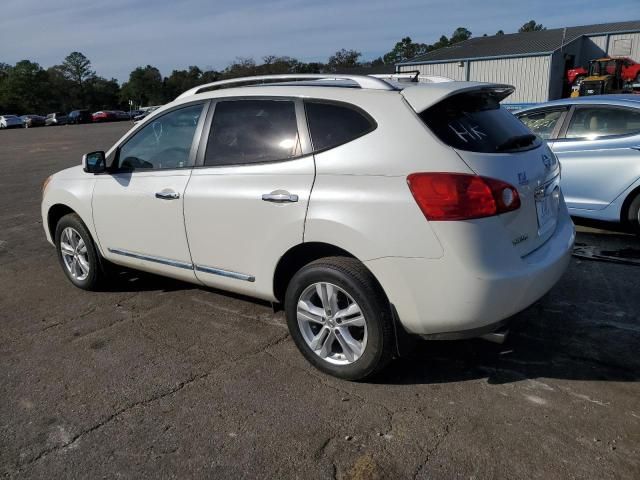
[397,21,640,103]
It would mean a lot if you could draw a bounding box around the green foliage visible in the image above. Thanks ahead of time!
[383,37,428,64]
[519,20,546,33]
[327,49,362,72]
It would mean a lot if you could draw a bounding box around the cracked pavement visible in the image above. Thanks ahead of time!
[1,123,639,479]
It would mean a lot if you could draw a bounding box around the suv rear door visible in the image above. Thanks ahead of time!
[183,97,315,299]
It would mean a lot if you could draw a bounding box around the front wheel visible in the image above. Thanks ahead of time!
[54,213,108,290]
[285,257,394,381]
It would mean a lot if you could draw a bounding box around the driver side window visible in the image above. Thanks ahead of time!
[117,103,204,170]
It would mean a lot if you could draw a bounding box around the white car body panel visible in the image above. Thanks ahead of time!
[42,77,574,337]
[184,157,315,300]
[92,170,197,283]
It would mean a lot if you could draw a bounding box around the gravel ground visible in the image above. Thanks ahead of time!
[1,123,639,479]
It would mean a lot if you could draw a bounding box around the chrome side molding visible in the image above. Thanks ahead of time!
[108,248,255,282]
[108,248,193,270]
[194,265,255,282]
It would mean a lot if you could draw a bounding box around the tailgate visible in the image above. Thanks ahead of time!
[412,83,561,256]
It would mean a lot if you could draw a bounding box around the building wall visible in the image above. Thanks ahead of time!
[468,56,551,103]
[581,35,607,63]
[607,32,640,61]
[400,56,551,103]
[398,62,466,81]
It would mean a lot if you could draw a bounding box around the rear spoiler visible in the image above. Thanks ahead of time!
[401,82,515,113]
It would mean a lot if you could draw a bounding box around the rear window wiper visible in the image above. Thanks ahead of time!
[495,134,537,152]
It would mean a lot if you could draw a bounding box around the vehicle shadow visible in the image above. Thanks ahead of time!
[375,303,640,385]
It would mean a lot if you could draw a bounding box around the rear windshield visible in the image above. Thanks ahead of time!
[419,91,541,153]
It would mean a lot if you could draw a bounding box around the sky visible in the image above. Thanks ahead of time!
[1,0,639,82]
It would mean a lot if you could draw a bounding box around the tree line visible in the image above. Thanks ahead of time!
[0,20,544,115]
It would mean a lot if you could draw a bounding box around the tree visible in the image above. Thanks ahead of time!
[0,60,50,113]
[496,30,505,36]
[327,49,361,72]
[450,27,472,44]
[120,65,164,106]
[519,20,546,33]
[383,37,428,64]
[61,52,95,87]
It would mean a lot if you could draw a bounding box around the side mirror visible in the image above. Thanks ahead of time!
[82,151,106,174]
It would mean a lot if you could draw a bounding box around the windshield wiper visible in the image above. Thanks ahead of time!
[495,134,537,152]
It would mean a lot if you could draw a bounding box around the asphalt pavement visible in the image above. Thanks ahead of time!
[1,123,639,479]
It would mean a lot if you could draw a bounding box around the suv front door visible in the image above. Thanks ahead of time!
[92,102,208,281]
[184,98,314,299]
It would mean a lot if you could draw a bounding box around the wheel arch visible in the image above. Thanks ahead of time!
[273,242,383,304]
[620,184,640,225]
[47,204,77,240]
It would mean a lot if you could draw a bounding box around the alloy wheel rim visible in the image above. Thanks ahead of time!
[297,282,367,365]
[60,227,90,281]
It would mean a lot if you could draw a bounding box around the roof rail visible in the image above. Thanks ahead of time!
[371,73,454,83]
[176,74,396,99]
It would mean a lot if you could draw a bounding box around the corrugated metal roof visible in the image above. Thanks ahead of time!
[399,20,640,65]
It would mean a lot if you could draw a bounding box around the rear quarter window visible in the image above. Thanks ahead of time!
[420,91,541,153]
[304,101,376,152]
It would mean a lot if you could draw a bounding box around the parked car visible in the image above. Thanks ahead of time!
[20,114,46,128]
[567,56,640,86]
[1,114,24,129]
[42,74,574,380]
[45,112,68,126]
[516,95,640,232]
[112,110,131,121]
[68,110,92,124]
[133,106,160,121]
[92,111,117,122]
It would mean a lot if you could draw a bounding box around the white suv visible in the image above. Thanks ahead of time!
[42,74,575,380]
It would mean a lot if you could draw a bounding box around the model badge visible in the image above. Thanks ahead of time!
[518,171,528,185]
[512,234,528,246]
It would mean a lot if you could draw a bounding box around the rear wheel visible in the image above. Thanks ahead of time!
[626,193,640,235]
[284,257,394,381]
[54,213,108,290]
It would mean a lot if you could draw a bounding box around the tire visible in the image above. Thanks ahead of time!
[54,213,108,290]
[626,193,640,235]
[284,256,394,381]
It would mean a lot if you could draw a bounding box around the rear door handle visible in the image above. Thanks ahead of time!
[262,192,299,203]
[155,190,180,200]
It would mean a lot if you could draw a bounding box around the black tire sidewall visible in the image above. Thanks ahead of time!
[54,214,101,290]
[285,261,389,380]
[627,194,640,234]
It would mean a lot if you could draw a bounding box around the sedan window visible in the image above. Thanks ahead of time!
[517,108,567,139]
[565,106,640,140]
[117,104,203,170]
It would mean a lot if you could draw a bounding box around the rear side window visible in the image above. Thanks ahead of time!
[305,101,376,152]
[420,92,541,153]
[204,99,301,166]
[565,106,640,139]
[517,108,568,139]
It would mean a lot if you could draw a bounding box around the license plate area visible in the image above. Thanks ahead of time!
[535,185,559,236]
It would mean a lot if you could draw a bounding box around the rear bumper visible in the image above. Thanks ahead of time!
[365,202,575,336]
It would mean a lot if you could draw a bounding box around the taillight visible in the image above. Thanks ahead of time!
[407,172,520,221]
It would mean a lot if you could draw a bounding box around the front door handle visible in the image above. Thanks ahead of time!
[262,191,299,203]
[155,190,180,200]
